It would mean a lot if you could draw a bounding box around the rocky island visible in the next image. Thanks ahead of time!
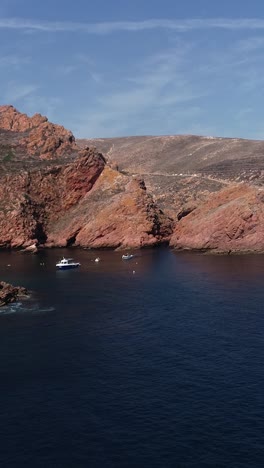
[0,281,29,307]
[0,104,263,254]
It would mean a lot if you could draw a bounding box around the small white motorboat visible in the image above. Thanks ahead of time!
[56,257,80,269]
[122,254,134,260]
[95,257,100,263]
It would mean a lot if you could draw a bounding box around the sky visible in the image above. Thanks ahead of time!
[1,0,264,139]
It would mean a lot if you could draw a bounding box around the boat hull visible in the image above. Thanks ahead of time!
[56,264,80,270]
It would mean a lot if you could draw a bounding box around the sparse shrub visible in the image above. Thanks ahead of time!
[2,149,14,162]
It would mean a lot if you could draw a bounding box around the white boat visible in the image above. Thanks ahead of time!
[122,254,134,260]
[56,257,80,269]
[95,257,100,263]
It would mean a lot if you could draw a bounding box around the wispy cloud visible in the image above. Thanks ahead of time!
[3,81,39,102]
[2,17,264,34]
[55,62,103,82]
[0,54,30,67]
[74,54,104,83]
[56,64,78,75]
[2,16,264,139]
[74,43,206,137]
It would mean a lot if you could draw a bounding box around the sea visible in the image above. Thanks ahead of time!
[0,248,263,467]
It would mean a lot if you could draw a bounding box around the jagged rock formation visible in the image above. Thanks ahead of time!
[47,169,172,249]
[0,106,173,249]
[0,281,29,307]
[1,105,264,253]
[0,105,75,160]
[78,134,264,253]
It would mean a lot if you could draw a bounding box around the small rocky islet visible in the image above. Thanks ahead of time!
[0,281,29,307]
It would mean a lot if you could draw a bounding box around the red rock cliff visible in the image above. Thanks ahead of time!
[0,105,76,160]
[170,185,264,253]
[0,106,173,249]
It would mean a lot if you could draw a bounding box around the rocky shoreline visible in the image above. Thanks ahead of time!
[1,105,264,255]
[0,281,29,307]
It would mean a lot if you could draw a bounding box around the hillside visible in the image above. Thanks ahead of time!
[0,106,172,250]
[0,105,263,253]
[77,134,264,183]
[78,135,264,253]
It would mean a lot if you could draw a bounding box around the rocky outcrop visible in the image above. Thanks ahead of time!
[0,105,76,160]
[0,105,48,132]
[170,185,264,253]
[78,134,264,253]
[0,281,29,307]
[47,168,173,249]
[0,106,173,249]
[2,105,264,253]
[0,148,106,248]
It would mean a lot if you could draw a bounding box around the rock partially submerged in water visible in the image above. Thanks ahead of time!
[22,243,38,254]
[0,281,29,307]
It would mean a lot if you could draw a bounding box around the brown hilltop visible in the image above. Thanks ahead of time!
[0,106,173,250]
[77,134,264,184]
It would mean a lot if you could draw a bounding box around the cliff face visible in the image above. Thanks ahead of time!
[1,105,264,253]
[0,149,106,248]
[79,135,264,253]
[170,185,264,253]
[0,106,173,249]
[46,168,172,249]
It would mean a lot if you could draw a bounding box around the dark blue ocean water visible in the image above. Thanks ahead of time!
[0,248,264,467]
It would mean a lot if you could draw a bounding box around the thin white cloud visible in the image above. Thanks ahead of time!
[69,31,264,138]
[2,17,264,34]
[74,44,205,137]
[2,17,264,140]
[56,64,78,75]
[4,82,39,102]
[236,36,264,52]
[89,71,103,84]
[0,54,30,67]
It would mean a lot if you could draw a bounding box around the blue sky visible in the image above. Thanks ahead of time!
[1,0,264,139]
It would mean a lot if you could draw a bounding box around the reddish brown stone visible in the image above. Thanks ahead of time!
[0,106,173,250]
[0,105,76,160]
[0,281,29,307]
[170,185,264,253]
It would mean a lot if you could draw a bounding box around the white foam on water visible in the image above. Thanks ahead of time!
[0,301,55,316]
